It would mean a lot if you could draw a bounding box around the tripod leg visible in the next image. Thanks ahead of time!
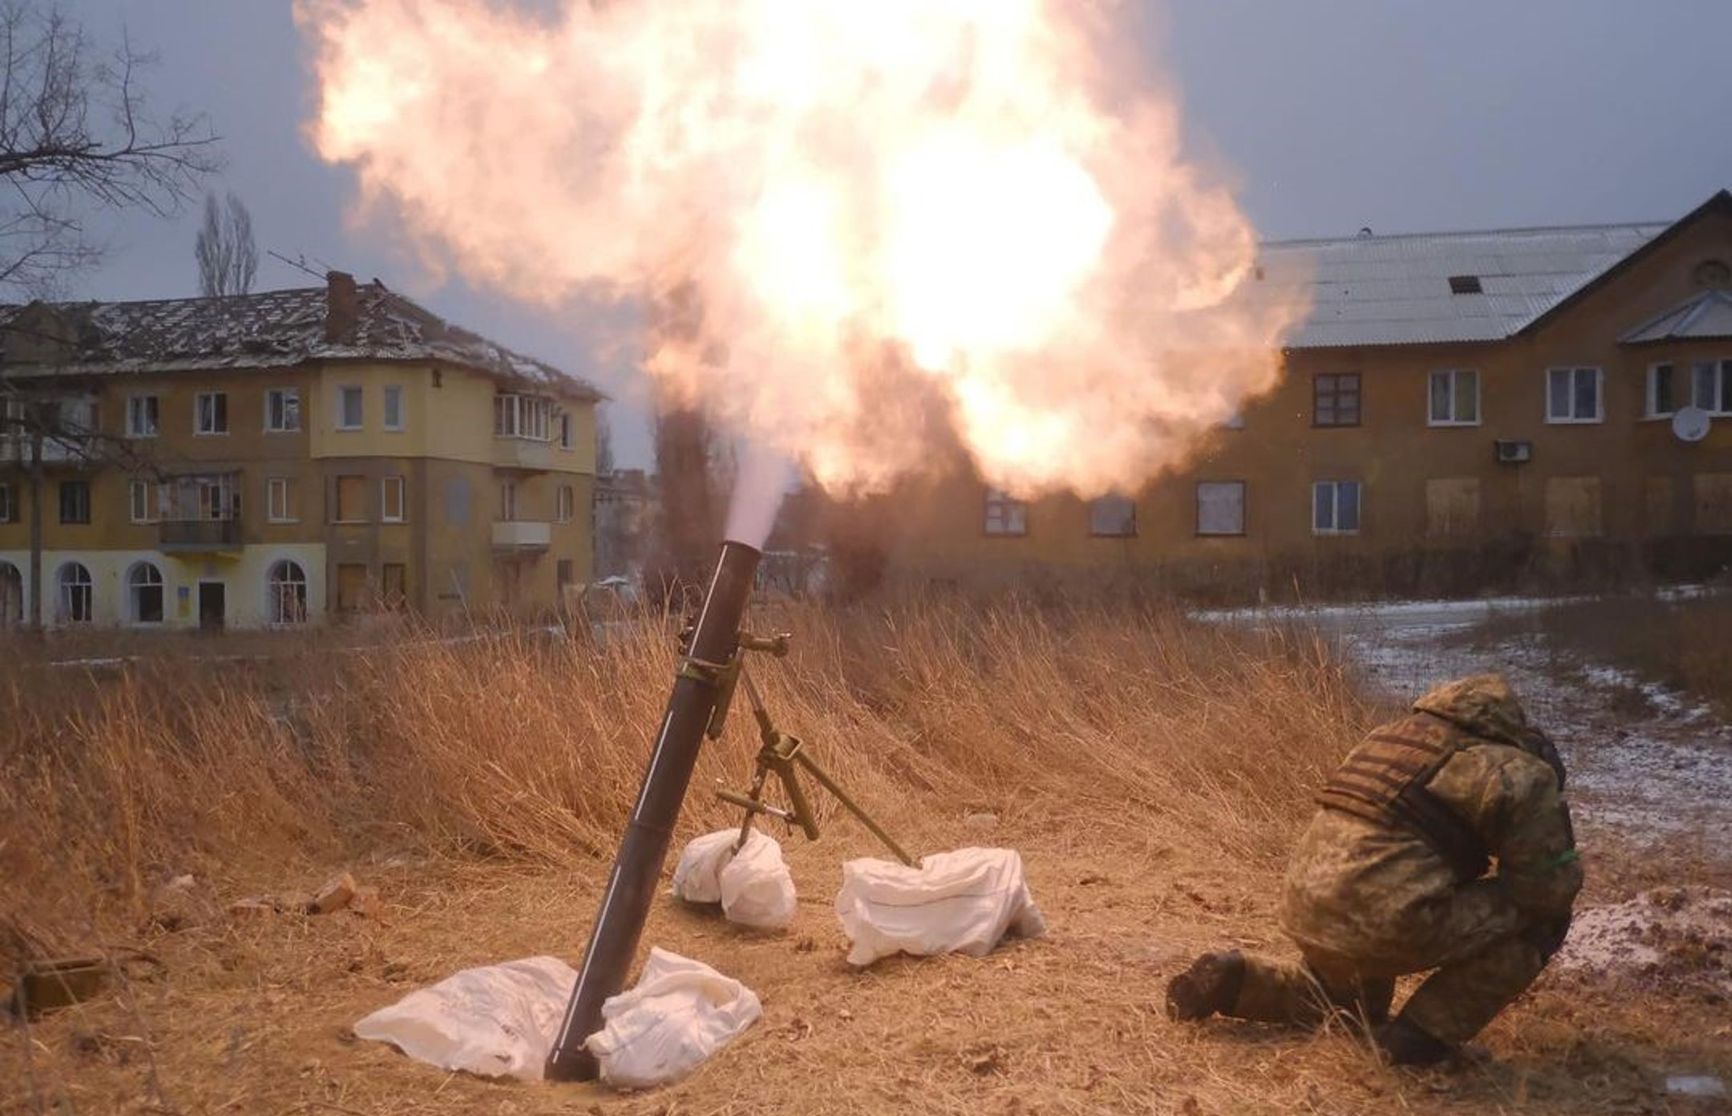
[792,751,916,866]
[734,762,771,851]
[769,755,822,842]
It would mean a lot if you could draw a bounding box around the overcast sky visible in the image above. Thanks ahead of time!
[53,1,1732,467]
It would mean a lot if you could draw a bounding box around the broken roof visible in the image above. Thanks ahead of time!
[0,279,602,399]
[1255,189,1732,350]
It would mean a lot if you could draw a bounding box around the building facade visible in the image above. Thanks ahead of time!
[883,191,1732,597]
[0,273,599,629]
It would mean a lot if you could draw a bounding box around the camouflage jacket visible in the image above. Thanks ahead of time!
[1280,675,1582,959]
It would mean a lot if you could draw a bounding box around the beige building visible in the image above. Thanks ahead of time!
[0,273,599,628]
[883,190,1732,597]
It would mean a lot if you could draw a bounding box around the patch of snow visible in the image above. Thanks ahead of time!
[1554,888,1732,998]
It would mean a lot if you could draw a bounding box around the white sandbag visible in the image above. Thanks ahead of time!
[585,948,762,1088]
[834,847,1047,967]
[671,828,797,929]
[352,955,574,1081]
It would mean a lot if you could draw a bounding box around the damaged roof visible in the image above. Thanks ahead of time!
[0,278,602,399]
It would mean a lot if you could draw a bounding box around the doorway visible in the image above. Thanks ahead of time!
[198,581,226,631]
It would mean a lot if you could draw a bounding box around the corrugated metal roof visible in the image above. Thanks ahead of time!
[1620,289,1732,344]
[1253,222,1670,349]
[0,282,602,398]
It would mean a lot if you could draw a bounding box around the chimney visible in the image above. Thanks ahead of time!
[325,271,358,343]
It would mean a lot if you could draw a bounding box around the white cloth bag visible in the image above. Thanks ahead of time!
[671,828,798,929]
[585,948,763,1088]
[834,847,1047,966]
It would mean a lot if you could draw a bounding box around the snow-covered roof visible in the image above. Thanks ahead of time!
[1256,221,1670,349]
[1620,289,1732,345]
[0,279,602,399]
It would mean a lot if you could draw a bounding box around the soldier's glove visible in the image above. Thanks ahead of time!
[1523,913,1572,962]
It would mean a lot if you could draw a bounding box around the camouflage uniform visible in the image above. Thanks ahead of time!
[1225,675,1582,1045]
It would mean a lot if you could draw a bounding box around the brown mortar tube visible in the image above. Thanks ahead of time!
[544,540,762,1082]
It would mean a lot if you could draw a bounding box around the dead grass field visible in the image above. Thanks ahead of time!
[3,601,1728,1115]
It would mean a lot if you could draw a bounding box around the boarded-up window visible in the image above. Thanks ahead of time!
[336,563,368,612]
[1544,477,1603,538]
[1196,482,1246,536]
[1694,474,1732,535]
[334,475,367,522]
[1425,478,1480,538]
[1646,477,1679,536]
[1088,494,1136,537]
[381,563,407,609]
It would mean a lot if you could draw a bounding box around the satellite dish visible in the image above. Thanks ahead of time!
[1673,405,1711,443]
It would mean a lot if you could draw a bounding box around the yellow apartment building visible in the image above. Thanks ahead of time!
[884,190,1732,596]
[0,272,599,629]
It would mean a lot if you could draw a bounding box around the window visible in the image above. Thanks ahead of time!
[337,386,364,430]
[559,412,573,449]
[1088,494,1136,537]
[1649,363,1679,417]
[267,477,297,523]
[381,475,406,522]
[334,475,368,522]
[494,394,551,440]
[1313,373,1361,427]
[1546,367,1603,423]
[268,560,308,625]
[0,562,20,628]
[381,563,407,610]
[556,484,574,523]
[1312,480,1362,535]
[195,392,228,435]
[1691,360,1732,415]
[58,562,92,623]
[128,563,164,624]
[0,482,12,523]
[1196,481,1246,536]
[129,479,158,524]
[499,479,518,521]
[266,389,301,432]
[1425,478,1481,538]
[383,385,404,431]
[1428,370,1479,426]
[127,394,159,438]
[983,489,1027,536]
[58,480,90,524]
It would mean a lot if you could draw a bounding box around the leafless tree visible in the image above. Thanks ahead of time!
[194,189,256,296]
[593,405,615,477]
[0,1,220,295]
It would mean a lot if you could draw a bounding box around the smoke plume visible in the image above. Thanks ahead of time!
[298,0,1302,499]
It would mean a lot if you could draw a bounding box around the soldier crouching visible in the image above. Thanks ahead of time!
[1166,674,1582,1066]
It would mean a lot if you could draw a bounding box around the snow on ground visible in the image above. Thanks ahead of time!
[1554,887,1732,998]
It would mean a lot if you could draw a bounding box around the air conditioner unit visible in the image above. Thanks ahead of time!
[1493,440,1533,465]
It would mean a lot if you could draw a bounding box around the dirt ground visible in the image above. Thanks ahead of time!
[6,807,1731,1116]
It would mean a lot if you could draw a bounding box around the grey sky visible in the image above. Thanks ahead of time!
[51,1,1732,468]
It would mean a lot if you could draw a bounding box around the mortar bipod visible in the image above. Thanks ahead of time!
[715,658,917,867]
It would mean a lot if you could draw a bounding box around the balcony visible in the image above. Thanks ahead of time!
[160,517,243,553]
[492,519,551,551]
[0,433,95,466]
[491,435,553,472]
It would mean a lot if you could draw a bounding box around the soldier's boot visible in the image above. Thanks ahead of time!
[1373,1017,1455,1067]
[1394,933,1548,1056]
[1165,951,1245,1021]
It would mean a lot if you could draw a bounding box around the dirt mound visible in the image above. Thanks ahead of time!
[1555,887,1732,998]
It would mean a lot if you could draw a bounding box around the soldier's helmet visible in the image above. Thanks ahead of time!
[1413,673,1566,789]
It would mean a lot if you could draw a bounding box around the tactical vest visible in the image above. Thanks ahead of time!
[1317,711,1492,881]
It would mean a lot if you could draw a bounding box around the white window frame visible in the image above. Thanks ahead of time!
[194,391,228,436]
[1691,359,1732,416]
[1196,481,1246,537]
[383,385,405,431]
[267,560,309,626]
[127,562,165,626]
[499,479,518,522]
[556,484,574,523]
[559,412,573,449]
[267,477,297,523]
[1312,480,1362,536]
[1545,366,1604,424]
[127,393,160,438]
[129,479,159,524]
[493,394,552,441]
[1427,369,1480,427]
[983,489,1028,536]
[1647,363,1680,418]
[57,562,93,624]
[265,388,301,433]
[336,385,364,431]
[0,481,13,523]
[381,475,406,523]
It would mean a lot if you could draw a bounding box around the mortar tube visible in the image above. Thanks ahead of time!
[544,540,762,1082]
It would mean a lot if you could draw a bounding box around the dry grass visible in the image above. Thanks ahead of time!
[2,600,1727,1115]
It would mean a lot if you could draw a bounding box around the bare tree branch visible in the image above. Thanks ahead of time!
[196,189,254,296]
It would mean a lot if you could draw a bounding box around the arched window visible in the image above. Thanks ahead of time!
[58,562,93,624]
[128,562,164,624]
[268,560,308,625]
[0,562,21,628]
